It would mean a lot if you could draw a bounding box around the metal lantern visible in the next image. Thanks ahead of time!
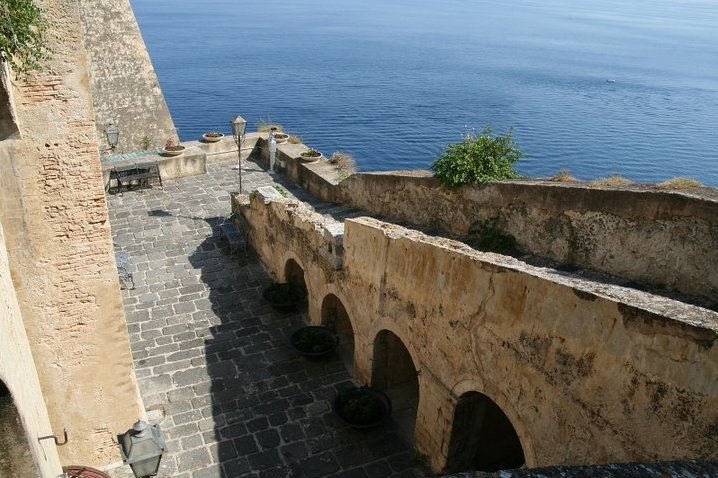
[231,115,248,192]
[106,123,120,151]
[117,421,166,478]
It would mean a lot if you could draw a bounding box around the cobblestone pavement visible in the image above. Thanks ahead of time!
[106,159,428,478]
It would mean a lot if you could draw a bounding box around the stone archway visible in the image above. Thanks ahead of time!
[284,258,306,290]
[0,380,38,477]
[372,330,419,441]
[445,391,526,473]
[320,294,354,374]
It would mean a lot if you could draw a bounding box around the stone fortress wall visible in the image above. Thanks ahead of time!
[78,0,178,154]
[237,185,717,473]
[0,0,145,469]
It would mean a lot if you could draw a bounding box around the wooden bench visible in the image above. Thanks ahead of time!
[219,216,250,254]
[108,161,163,194]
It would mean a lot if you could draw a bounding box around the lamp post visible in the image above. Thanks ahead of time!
[106,123,119,152]
[117,420,166,478]
[231,115,248,193]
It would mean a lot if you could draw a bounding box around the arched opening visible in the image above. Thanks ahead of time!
[0,380,39,477]
[284,259,306,291]
[445,391,525,473]
[283,259,307,313]
[320,294,354,374]
[371,330,419,441]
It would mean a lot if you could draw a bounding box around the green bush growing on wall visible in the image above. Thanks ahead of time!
[431,126,522,187]
[0,0,49,77]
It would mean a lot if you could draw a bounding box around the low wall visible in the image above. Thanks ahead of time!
[263,151,718,302]
[239,189,718,473]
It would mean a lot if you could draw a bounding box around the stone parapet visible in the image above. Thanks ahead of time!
[259,149,718,303]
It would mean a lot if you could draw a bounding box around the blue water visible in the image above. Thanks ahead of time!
[131,0,718,186]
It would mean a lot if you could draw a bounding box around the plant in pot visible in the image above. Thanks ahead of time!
[202,131,225,143]
[299,148,323,162]
[274,132,289,144]
[289,326,339,358]
[333,387,392,429]
[162,138,186,156]
[262,283,307,312]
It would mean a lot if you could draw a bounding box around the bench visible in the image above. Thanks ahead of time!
[219,216,250,254]
[108,161,163,194]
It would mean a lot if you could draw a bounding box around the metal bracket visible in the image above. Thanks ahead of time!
[38,428,68,446]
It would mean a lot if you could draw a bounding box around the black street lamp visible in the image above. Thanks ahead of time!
[231,115,248,193]
[117,420,166,478]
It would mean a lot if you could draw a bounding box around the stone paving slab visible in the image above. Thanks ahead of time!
[106,159,427,478]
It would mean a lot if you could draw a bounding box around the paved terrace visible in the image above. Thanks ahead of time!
[106,158,426,478]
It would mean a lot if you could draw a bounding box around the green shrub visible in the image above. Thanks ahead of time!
[431,127,522,187]
[0,0,50,76]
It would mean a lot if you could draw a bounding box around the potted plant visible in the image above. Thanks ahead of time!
[162,138,186,156]
[289,326,339,358]
[274,132,289,144]
[299,148,323,162]
[202,131,225,143]
[333,387,392,429]
[262,283,307,312]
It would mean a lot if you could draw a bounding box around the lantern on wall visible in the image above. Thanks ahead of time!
[106,123,120,151]
[117,420,166,478]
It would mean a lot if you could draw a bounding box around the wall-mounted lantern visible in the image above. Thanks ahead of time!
[117,420,166,478]
[231,115,248,193]
[106,123,120,151]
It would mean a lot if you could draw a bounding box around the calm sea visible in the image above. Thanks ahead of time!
[131,0,718,186]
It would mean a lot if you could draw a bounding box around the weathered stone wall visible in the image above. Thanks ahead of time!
[0,0,144,467]
[339,174,718,301]
[240,189,718,473]
[0,222,62,478]
[78,0,177,154]
[256,144,718,303]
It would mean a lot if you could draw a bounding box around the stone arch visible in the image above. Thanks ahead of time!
[372,329,420,441]
[0,378,39,477]
[445,381,534,472]
[320,293,355,375]
[283,257,306,291]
